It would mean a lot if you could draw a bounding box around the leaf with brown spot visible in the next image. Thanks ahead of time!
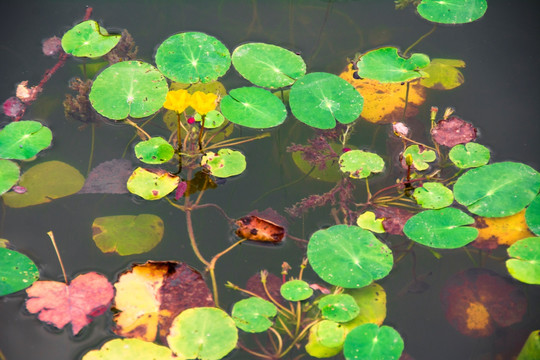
[235,215,285,243]
[472,210,535,250]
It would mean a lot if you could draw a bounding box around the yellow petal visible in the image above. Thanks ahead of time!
[190,91,217,115]
[163,89,191,113]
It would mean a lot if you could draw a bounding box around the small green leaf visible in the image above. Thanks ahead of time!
[343,323,404,360]
[525,194,540,236]
[339,150,384,179]
[0,120,52,160]
[403,145,436,171]
[420,58,466,90]
[61,20,120,58]
[126,167,180,200]
[413,182,454,209]
[134,137,174,164]
[194,110,226,129]
[305,320,345,358]
[232,297,277,333]
[280,280,313,301]
[82,338,173,360]
[201,148,246,178]
[417,0,488,24]
[506,237,540,285]
[356,47,430,83]
[449,142,490,169]
[0,248,39,296]
[0,160,19,196]
[356,212,385,233]
[318,294,360,323]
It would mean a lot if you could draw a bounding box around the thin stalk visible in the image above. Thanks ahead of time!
[268,327,284,355]
[87,123,95,175]
[236,343,273,359]
[365,178,372,201]
[47,231,68,284]
[185,208,210,267]
[192,203,234,222]
[295,301,302,336]
[262,277,295,316]
[463,247,479,267]
[204,133,270,151]
[401,81,410,122]
[165,197,186,211]
[276,316,295,339]
[394,241,414,264]
[403,24,437,57]
[124,118,151,140]
[121,113,158,158]
[279,320,320,358]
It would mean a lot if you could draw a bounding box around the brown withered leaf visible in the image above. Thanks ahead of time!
[235,215,285,243]
[431,115,477,147]
[472,209,535,250]
[374,206,414,236]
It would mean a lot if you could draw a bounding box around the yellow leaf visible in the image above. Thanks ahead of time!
[190,91,217,115]
[163,89,191,113]
[474,209,535,249]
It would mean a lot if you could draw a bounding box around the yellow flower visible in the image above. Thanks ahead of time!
[190,91,217,115]
[163,89,191,113]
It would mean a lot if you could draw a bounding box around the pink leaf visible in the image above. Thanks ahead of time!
[431,116,477,147]
[42,36,62,57]
[3,96,25,117]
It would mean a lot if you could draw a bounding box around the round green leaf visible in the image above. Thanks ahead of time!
[356,211,385,233]
[305,320,344,358]
[454,162,540,217]
[232,297,277,333]
[318,294,360,323]
[449,142,490,169]
[307,225,393,288]
[413,182,454,209]
[0,248,39,296]
[232,43,306,88]
[0,160,19,196]
[280,280,313,301]
[343,323,404,360]
[339,150,384,179]
[201,148,246,178]
[2,161,84,208]
[525,194,540,236]
[506,237,540,285]
[134,137,174,164]
[417,0,488,24]
[220,87,287,129]
[403,208,478,249]
[356,47,430,83]
[126,167,180,200]
[0,120,52,160]
[419,58,466,90]
[61,20,120,58]
[92,214,164,256]
[167,307,238,360]
[194,110,226,129]
[82,338,173,360]
[155,32,231,84]
[403,145,436,171]
[289,72,363,129]
[89,61,168,120]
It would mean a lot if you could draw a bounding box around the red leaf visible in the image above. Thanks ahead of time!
[431,115,477,147]
[25,272,114,335]
[3,96,25,117]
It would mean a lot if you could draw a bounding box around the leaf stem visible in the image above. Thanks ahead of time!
[403,24,437,57]
[124,117,151,140]
[47,231,68,284]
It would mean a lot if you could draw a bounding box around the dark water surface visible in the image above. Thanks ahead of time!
[1,1,539,359]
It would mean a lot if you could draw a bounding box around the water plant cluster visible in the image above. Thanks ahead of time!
[1,1,539,359]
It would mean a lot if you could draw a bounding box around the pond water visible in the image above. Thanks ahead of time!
[1,1,539,359]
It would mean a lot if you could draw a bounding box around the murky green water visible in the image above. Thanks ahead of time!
[1,1,539,359]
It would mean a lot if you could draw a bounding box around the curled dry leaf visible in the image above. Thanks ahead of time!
[431,115,477,147]
[16,80,42,103]
[235,215,285,243]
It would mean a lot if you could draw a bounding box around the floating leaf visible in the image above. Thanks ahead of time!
[232,43,306,88]
[167,307,238,360]
[356,211,385,233]
[232,297,277,333]
[307,225,393,288]
[25,272,113,335]
[126,167,180,200]
[343,283,387,329]
[473,210,535,250]
[449,142,490,169]
[305,320,346,358]
[235,215,285,243]
[454,162,540,217]
[420,58,465,90]
[201,148,246,178]
[82,338,174,360]
[374,206,414,236]
[194,110,225,129]
[413,182,454,209]
[441,268,527,337]
[339,150,384,179]
[89,61,168,120]
[417,0,488,24]
[92,214,164,255]
[506,237,540,285]
[220,87,287,129]
[280,280,313,301]
[134,137,174,165]
[0,120,52,160]
[355,47,430,83]
[0,247,39,296]
[343,323,404,360]
[61,20,120,57]
[2,161,84,208]
[163,89,191,113]
[0,160,19,196]
[79,159,132,194]
[517,330,540,360]
[318,294,360,323]
[525,194,540,236]
[113,261,214,342]
[431,115,477,147]
[289,72,363,129]
[403,145,436,171]
[155,32,231,84]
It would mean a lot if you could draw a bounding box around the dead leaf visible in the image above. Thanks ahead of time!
[235,215,285,243]
[79,159,133,194]
[16,80,41,103]
[472,209,535,250]
[374,206,414,236]
[431,115,477,147]
[25,272,114,335]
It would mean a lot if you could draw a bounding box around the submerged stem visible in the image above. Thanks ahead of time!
[403,24,437,57]
[124,117,151,140]
[47,231,68,284]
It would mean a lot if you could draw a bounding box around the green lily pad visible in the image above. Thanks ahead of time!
[201,148,246,178]
[0,160,19,196]
[403,145,436,171]
[61,20,120,58]
[420,58,466,90]
[413,182,454,209]
[403,208,478,249]
[280,279,313,301]
[343,323,404,360]
[453,162,540,217]
[356,211,385,233]
[289,72,364,129]
[155,32,231,84]
[506,237,540,285]
[167,307,238,360]
[339,150,384,179]
[417,0,488,24]
[232,297,277,333]
[92,214,164,256]
[525,194,540,236]
[0,248,39,296]
[2,161,84,208]
[89,61,168,120]
[343,283,387,330]
[449,142,490,169]
[305,320,345,358]
[232,43,306,88]
[355,47,430,83]
[307,225,393,288]
[318,294,360,323]
[194,110,226,129]
[134,137,174,164]
[0,120,52,160]
[220,87,287,129]
[82,338,173,360]
[126,167,180,200]
[517,330,540,360]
